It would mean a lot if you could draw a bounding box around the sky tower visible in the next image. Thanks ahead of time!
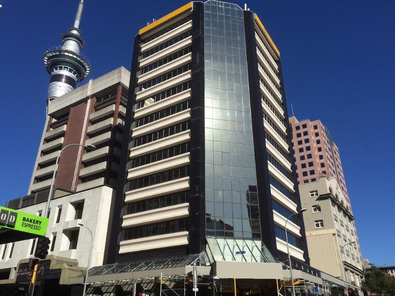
[43,0,91,99]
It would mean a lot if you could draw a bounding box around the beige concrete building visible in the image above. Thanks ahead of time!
[299,177,363,290]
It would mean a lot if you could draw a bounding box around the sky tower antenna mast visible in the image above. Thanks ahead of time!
[43,0,91,100]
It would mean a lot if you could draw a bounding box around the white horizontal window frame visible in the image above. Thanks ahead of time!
[132,109,190,138]
[141,20,192,54]
[261,99,286,134]
[256,48,280,87]
[136,71,191,102]
[134,89,191,119]
[255,31,279,71]
[139,36,193,69]
[128,152,190,180]
[270,185,297,213]
[138,53,192,84]
[130,130,190,158]
[258,63,282,102]
[265,140,292,172]
[268,162,295,193]
[122,203,189,227]
[264,122,289,152]
[124,176,190,203]
[119,231,188,254]
[260,81,283,115]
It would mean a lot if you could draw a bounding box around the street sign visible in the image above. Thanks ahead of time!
[0,206,49,243]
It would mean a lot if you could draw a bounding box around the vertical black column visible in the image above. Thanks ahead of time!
[188,2,206,255]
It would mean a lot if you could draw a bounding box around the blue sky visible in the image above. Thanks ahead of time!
[0,0,394,266]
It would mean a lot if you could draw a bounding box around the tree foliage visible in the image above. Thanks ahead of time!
[362,266,395,296]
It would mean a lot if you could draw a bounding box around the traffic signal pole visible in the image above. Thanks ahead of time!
[28,262,39,296]
[26,237,50,295]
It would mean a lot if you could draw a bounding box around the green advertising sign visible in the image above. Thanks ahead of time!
[0,206,48,237]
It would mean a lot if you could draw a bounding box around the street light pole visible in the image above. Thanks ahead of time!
[44,143,95,218]
[78,223,93,296]
[285,208,306,296]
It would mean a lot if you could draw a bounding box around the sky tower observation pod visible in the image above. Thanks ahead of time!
[42,0,91,99]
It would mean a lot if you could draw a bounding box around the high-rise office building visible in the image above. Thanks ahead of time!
[119,0,309,266]
[290,117,363,291]
[289,117,349,201]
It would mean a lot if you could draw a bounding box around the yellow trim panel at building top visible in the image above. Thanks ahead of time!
[139,2,193,36]
[254,15,280,58]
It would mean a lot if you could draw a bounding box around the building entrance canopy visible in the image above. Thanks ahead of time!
[69,239,282,294]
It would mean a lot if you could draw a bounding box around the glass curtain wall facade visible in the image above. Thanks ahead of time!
[203,0,264,252]
[120,0,308,264]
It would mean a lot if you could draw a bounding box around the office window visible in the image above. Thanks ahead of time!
[300,155,305,161]
[309,190,319,197]
[320,163,325,168]
[306,146,311,151]
[302,124,307,129]
[318,147,322,152]
[299,148,304,153]
[56,206,62,223]
[298,140,303,145]
[311,178,316,182]
[304,139,310,144]
[307,154,312,159]
[72,200,84,219]
[301,163,307,168]
[68,229,80,250]
[314,220,324,228]
[304,180,309,183]
[296,126,300,130]
[30,239,36,255]
[51,234,57,252]
[302,171,308,177]
[8,243,14,258]
[297,133,301,138]
[319,155,323,159]
[308,162,314,167]
[314,125,318,130]
[303,131,308,136]
[312,205,321,213]
[1,244,7,260]
[309,170,315,175]
[315,132,319,136]
[316,139,321,144]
